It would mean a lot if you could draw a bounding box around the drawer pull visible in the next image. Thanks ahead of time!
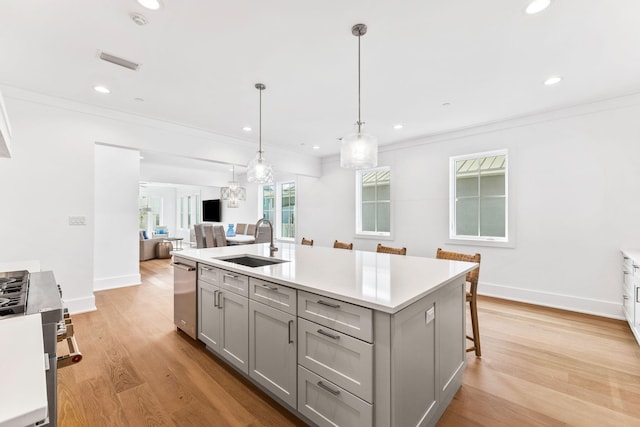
[624,271,631,275]
[217,291,223,309]
[260,283,279,291]
[317,381,340,396]
[213,290,219,307]
[288,320,294,344]
[623,295,629,300]
[317,329,340,340]
[224,273,239,280]
[201,266,214,271]
[317,300,340,309]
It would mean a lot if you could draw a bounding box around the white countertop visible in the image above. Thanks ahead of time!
[174,243,477,313]
[0,314,48,427]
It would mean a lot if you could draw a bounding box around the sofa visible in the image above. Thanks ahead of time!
[139,231,165,261]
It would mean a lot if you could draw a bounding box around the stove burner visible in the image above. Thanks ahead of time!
[0,277,18,285]
[0,297,9,307]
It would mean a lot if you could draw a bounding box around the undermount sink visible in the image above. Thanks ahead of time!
[216,255,288,268]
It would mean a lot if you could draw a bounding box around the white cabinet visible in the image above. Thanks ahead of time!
[198,264,249,374]
[621,251,640,345]
[249,299,297,408]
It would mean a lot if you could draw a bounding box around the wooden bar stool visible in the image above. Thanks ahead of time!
[436,248,482,357]
[376,243,406,255]
[333,240,353,250]
[301,237,314,246]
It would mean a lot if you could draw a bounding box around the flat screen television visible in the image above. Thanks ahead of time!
[202,199,221,222]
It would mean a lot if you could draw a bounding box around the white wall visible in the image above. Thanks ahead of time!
[299,94,640,319]
[0,98,96,313]
[94,144,140,291]
[0,87,319,314]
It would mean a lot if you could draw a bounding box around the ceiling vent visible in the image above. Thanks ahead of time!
[98,51,140,71]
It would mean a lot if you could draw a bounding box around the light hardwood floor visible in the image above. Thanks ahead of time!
[58,258,640,426]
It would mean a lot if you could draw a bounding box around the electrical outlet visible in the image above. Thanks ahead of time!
[426,306,435,324]
[68,216,86,226]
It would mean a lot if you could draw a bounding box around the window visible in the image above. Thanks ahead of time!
[356,167,391,236]
[262,185,275,223]
[450,150,507,242]
[281,182,295,239]
[178,194,200,230]
[139,195,163,231]
[260,181,296,240]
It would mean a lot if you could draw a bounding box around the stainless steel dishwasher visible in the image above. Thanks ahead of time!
[172,257,197,339]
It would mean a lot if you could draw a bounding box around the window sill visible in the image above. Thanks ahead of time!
[446,237,515,249]
[355,233,393,241]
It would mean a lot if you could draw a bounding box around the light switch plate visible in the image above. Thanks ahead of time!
[68,216,86,226]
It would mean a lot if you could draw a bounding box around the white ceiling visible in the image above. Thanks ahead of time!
[2,0,640,161]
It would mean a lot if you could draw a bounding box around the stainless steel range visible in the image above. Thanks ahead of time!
[1,269,64,426]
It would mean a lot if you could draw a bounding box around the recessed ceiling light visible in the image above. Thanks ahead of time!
[137,0,162,10]
[139,155,144,160]
[312,145,320,150]
[544,76,562,86]
[442,102,452,107]
[242,126,252,132]
[93,85,110,94]
[393,124,403,130]
[526,0,551,15]
[134,97,144,102]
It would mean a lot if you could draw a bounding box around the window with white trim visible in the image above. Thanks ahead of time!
[356,166,391,236]
[450,150,507,242]
[259,181,296,241]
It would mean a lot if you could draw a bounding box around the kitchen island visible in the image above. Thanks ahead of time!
[174,242,476,427]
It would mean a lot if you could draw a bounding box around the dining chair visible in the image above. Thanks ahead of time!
[236,223,247,234]
[436,247,482,357]
[203,225,215,248]
[333,240,353,250]
[254,225,271,243]
[376,243,407,255]
[245,224,256,235]
[212,225,228,247]
[301,237,314,246]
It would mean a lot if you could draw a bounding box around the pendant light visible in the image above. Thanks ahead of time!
[220,165,246,208]
[247,83,274,183]
[340,23,378,169]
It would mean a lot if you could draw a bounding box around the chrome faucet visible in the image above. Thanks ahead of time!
[255,218,278,257]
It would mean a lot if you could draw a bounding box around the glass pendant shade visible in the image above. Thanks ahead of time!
[340,131,378,169]
[220,166,247,208]
[247,152,273,184]
[340,23,378,170]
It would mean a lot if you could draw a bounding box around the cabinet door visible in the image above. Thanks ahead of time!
[198,281,221,351]
[249,300,297,408]
[219,291,249,374]
[391,294,437,427]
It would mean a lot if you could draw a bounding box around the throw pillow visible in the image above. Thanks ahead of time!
[142,230,149,239]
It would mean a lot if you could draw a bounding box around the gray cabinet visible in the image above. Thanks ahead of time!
[622,251,640,346]
[197,264,249,374]
[249,299,297,408]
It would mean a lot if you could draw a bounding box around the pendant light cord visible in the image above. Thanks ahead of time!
[357,30,362,134]
[259,86,263,159]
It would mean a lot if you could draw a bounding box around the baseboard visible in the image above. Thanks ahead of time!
[479,281,625,320]
[93,274,141,292]
[64,295,96,315]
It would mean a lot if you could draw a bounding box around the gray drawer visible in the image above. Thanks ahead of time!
[219,269,249,297]
[198,264,219,285]
[250,278,297,315]
[298,318,373,403]
[298,290,373,342]
[298,366,372,427]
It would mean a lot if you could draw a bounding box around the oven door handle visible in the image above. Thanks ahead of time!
[172,262,196,271]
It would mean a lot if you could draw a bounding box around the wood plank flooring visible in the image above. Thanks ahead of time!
[58,258,640,426]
